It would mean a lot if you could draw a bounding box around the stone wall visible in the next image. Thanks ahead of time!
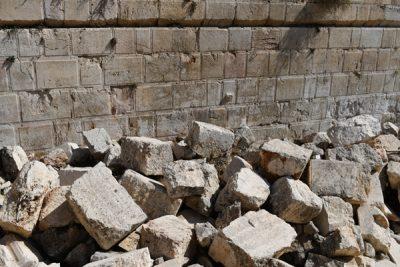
[1,0,400,151]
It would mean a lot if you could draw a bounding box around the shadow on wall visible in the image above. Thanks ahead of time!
[276,0,351,75]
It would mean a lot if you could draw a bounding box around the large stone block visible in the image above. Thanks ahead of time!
[145,53,180,82]
[0,94,20,124]
[36,59,79,89]
[67,166,147,250]
[103,56,144,85]
[0,0,43,24]
[120,136,174,176]
[199,28,229,52]
[71,28,113,55]
[71,89,111,117]
[84,248,153,267]
[9,60,35,91]
[119,0,159,26]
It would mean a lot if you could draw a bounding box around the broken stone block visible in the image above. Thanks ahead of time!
[172,140,196,160]
[82,128,113,160]
[222,156,253,183]
[103,142,122,168]
[155,257,190,267]
[308,159,369,204]
[358,204,392,253]
[162,160,205,198]
[140,215,194,260]
[304,253,357,267]
[195,222,218,248]
[185,162,220,216]
[260,139,312,180]
[0,233,42,267]
[382,122,399,136]
[118,231,140,252]
[178,209,211,225]
[326,143,383,174]
[369,134,400,152]
[215,201,241,229]
[90,251,122,262]
[67,166,147,250]
[313,196,355,236]
[321,226,361,257]
[233,125,255,153]
[328,115,381,146]
[38,186,75,230]
[120,136,174,176]
[58,166,92,186]
[215,168,270,211]
[387,161,400,189]
[0,146,29,181]
[209,210,296,267]
[41,148,69,169]
[63,239,97,267]
[270,177,322,224]
[302,143,324,159]
[58,142,92,166]
[120,169,182,219]
[0,161,59,238]
[84,248,153,267]
[303,132,331,149]
[186,121,235,158]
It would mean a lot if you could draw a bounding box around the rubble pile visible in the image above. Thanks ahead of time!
[1,116,400,267]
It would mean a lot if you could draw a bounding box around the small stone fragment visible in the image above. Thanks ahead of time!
[120,169,182,219]
[67,166,147,250]
[118,231,140,252]
[103,142,122,168]
[155,257,189,267]
[195,222,218,247]
[186,121,235,159]
[90,251,122,262]
[233,125,255,152]
[222,156,253,183]
[387,161,400,189]
[162,160,205,198]
[140,215,194,260]
[320,226,361,257]
[215,168,270,211]
[0,146,29,181]
[41,148,69,169]
[313,196,355,236]
[209,210,296,267]
[0,161,59,237]
[368,134,400,152]
[308,159,369,204]
[260,139,312,180]
[82,128,113,160]
[270,177,322,224]
[84,248,153,267]
[120,136,174,176]
[382,122,399,136]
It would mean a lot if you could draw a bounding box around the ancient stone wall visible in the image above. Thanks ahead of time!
[1,0,400,150]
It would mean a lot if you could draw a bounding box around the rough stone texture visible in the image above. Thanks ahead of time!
[0,161,59,238]
[321,226,361,257]
[84,248,153,267]
[195,222,218,248]
[118,231,140,252]
[120,169,182,219]
[0,146,29,181]
[209,210,296,267]
[313,196,355,236]
[120,136,174,176]
[0,233,43,267]
[162,160,206,198]
[386,161,400,189]
[186,121,235,158]
[140,215,194,260]
[260,139,312,180]
[308,160,369,204]
[82,128,113,159]
[368,134,400,152]
[215,201,241,229]
[57,166,92,186]
[270,177,322,224]
[222,156,253,183]
[67,166,147,250]
[215,168,270,211]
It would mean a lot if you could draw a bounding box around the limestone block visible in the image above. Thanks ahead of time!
[80,58,102,86]
[135,84,173,112]
[276,76,305,101]
[0,30,18,57]
[119,0,159,26]
[140,215,194,260]
[71,89,111,117]
[36,59,79,89]
[0,0,43,24]
[118,231,140,252]
[84,248,153,267]
[67,166,147,250]
[209,210,296,267]
[120,136,173,176]
[103,56,144,85]
[71,28,113,55]
[270,177,322,224]
[204,0,236,26]
[195,222,217,248]
[0,94,20,124]
[199,28,229,52]
[229,28,252,51]
[321,226,361,257]
[387,161,400,189]
[9,60,35,91]
[201,52,224,79]
[235,0,268,25]
[145,53,180,82]
[42,29,70,56]
[0,161,59,238]
[0,233,42,266]
[0,146,28,181]
[82,128,113,160]
[17,29,42,57]
[159,0,205,26]
[120,169,182,219]
[260,139,312,180]
[222,156,253,183]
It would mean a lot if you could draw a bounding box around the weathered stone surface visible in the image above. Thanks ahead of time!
[304,253,357,267]
[41,148,69,169]
[260,139,312,180]
[103,143,122,168]
[308,160,369,204]
[321,226,361,257]
[90,251,122,262]
[172,140,196,160]
[215,168,270,211]
[120,169,182,219]
[270,177,322,224]
[82,128,113,160]
[84,248,153,267]
[118,231,140,252]
[58,166,92,186]
[186,121,235,159]
[313,196,355,236]
[382,122,399,136]
[38,186,75,230]
[0,146,28,181]
[67,166,147,250]
[209,210,296,267]
[387,161,400,189]
[215,201,241,229]
[326,143,383,174]
[222,156,253,183]
[185,162,220,216]
[63,239,97,267]
[0,161,59,238]
[368,134,400,152]
[303,132,331,149]
[328,115,382,146]
[0,233,42,267]
[195,222,217,248]
[58,142,92,166]
[120,136,173,176]
[140,215,194,260]
[162,160,205,198]
[155,257,190,267]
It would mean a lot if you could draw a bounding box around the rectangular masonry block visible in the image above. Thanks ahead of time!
[136,28,152,54]
[18,29,42,57]
[180,53,201,81]
[159,0,205,26]
[207,81,222,106]
[0,59,9,92]
[202,52,224,79]
[19,122,54,150]
[0,0,43,24]
[0,94,20,123]
[72,28,113,55]
[360,28,383,48]
[173,82,207,109]
[329,28,352,48]
[252,28,281,50]
[115,28,136,54]
[10,60,35,91]
[42,29,70,56]
[156,111,189,137]
[224,52,246,78]
[276,76,305,101]
[136,84,173,111]
[36,59,79,89]
[0,30,18,57]
[0,125,16,147]
[258,78,276,102]
[330,73,349,96]
[129,114,156,137]
[229,28,252,51]
[104,56,144,85]
[247,51,269,77]
[119,0,159,26]
[205,0,236,26]
[82,117,129,140]
[53,120,83,146]
[72,89,112,117]
[145,53,180,83]
[44,0,64,22]
[64,0,90,24]
[235,0,268,26]
[80,58,102,86]
[20,90,72,122]
[199,28,229,52]
[237,78,258,104]
[343,50,362,72]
